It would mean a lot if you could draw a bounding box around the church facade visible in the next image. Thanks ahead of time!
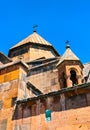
[0,31,90,130]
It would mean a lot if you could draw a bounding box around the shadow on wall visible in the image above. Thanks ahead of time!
[12,93,88,120]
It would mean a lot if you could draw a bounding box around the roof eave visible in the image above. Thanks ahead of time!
[8,42,60,57]
[57,59,84,68]
[16,82,90,104]
[0,60,29,71]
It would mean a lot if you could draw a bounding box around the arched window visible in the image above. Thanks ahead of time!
[70,70,78,86]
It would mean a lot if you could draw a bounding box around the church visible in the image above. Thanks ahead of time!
[0,29,90,130]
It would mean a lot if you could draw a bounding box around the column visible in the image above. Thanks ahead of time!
[65,75,72,87]
[77,75,82,84]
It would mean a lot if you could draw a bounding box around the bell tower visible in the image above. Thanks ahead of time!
[57,44,84,88]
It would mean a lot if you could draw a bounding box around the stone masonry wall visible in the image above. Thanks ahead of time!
[12,92,90,130]
[0,80,18,130]
[27,64,60,95]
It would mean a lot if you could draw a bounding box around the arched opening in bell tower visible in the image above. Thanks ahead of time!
[70,70,78,86]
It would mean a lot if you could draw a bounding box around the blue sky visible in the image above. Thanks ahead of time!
[0,0,90,64]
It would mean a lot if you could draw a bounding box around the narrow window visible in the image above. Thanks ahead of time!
[45,109,51,122]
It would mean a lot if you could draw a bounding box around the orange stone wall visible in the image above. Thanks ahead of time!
[12,92,90,130]
[0,64,27,130]
[0,60,90,130]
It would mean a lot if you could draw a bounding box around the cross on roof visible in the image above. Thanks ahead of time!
[65,40,69,45]
[33,25,38,32]
[65,40,70,49]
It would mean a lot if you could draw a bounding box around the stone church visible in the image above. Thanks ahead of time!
[0,30,90,130]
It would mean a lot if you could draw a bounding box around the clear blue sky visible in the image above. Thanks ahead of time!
[0,0,90,64]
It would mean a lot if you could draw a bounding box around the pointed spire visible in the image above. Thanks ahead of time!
[57,42,81,66]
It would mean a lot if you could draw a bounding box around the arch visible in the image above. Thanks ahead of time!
[69,67,79,75]
[70,70,78,86]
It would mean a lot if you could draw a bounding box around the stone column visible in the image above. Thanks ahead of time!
[65,75,72,87]
[77,75,82,84]
[60,94,65,111]
[36,100,41,130]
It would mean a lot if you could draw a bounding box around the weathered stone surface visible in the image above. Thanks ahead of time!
[0,31,90,130]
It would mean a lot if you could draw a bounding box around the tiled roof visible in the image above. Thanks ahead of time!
[57,45,80,66]
[10,32,52,49]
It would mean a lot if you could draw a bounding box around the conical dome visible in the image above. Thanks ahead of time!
[8,32,60,62]
[10,32,52,50]
[57,45,80,66]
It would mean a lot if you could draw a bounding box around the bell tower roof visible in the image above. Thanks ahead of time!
[57,44,81,66]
